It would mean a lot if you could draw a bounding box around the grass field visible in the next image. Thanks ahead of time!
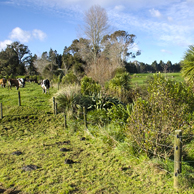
[0,75,194,193]
[131,72,184,87]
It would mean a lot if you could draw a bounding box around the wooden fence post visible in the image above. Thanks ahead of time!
[53,97,55,114]
[18,91,21,106]
[58,82,59,90]
[0,103,2,119]
[174,130,182,189]
[55,103,57,115]
[83,106,87,129]
[64,113,67,129]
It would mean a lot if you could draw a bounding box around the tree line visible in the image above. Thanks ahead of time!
[0,5,181,83]
[0,40,181,77]
[125,60,181,74]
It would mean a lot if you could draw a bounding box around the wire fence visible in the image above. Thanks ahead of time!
[1,94,194,189]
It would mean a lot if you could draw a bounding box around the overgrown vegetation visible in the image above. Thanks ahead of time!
[0,70,194,193]
[1,3,194,192]
[1,72,194,193]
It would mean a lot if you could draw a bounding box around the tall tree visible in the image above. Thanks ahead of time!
[151,60,158,72]
[7,41,30,75]
[172,62,181,72]
[34,51,50,75]
[83,5,109,64]
[35,49,59,79]
[139,62,146,73]
[0,48,18,76]
[61,44,86,77]
[26,54,38,75]
[0,41,30,76]
[166,60,172,73]
[101,30,140,67]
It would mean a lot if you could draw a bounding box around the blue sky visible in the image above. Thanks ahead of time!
[0,0,194,65]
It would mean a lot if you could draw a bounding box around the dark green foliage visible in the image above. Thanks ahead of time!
[107,104,130,125]
[106,71,133,103]
[87,109,109,126]
[26,54,38,75]
[0,41,31,76]
[61,46,86,77]
[62,72,79,84]
[88,94,122,110]
[125,61,181,74]
[81,76,101,95]
[73,94,94,110]
[107,71,131,91]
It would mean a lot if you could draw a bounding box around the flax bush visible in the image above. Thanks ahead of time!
[106,71,133,103]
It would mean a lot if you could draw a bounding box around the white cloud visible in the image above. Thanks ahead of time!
[167,16,173,22]
[108,0,194,48]
[161,49,172,54]
[32,29,47,41]
[4,0,181,13]
[114,5,125,11]
[9,27,31,43]
[7,27,47,43]
[149,8,162,17]
[4,0,194,49]
[0,40,13,51]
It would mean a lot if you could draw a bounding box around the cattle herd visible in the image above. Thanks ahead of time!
[0,78,50,94]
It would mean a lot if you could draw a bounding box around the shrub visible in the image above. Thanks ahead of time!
[107,103,132,125]
[88,93,122,111]
[87,109,109,126]
[81,76,101,95]
[62,72,79,85]
[106,72,132,103]
[126,73,194,158]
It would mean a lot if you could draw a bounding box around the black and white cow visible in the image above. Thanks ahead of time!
[41,79,50,94]
[17,78,25,88]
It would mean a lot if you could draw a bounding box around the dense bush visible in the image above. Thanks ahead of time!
[62,71,79,85]
[107,103,132,125]
[126,73,194,158]
[81,76,101,95]
[106,71,133,103]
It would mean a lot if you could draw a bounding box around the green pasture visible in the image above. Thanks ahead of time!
[0,82,58,116]
[0,75,194,193]
[130,72,184,87]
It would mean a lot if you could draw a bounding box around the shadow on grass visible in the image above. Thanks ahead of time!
[0,187,21,194]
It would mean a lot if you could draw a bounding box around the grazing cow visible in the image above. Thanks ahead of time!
[17,78,25,88]
[0,78,7,88]
[7,79,20,90]
[41,79,50,94]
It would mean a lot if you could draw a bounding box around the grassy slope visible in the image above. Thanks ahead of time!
[0,76,194,193]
